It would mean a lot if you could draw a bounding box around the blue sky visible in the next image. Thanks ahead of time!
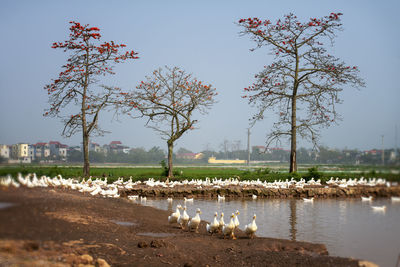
[0,0,399,152]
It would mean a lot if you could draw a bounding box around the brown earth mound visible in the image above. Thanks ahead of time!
[0,186,363,266]
[121,184,400,199]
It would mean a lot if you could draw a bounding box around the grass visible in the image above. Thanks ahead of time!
[0,164,399,183]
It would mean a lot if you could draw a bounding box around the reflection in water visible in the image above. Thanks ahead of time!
[289,199,297,241]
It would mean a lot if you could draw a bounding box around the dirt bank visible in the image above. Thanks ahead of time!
[120,184,400,199]
[0,186,363,266]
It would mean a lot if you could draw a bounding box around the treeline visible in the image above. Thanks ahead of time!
[68,147,165,164]
[66,146,400,166]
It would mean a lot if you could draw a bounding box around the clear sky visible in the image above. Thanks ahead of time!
[0,0,399,152]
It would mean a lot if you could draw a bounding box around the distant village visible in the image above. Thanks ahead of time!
[0,141,131,164]
[0,140,399,166]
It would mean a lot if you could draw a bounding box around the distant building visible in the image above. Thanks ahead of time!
[28,145,35,161]
[33,142,50,158]
[0,144,10,159]
[89,142,102,153]
[176,153,204,160]
[49,141,68,158]
[389,151,396,161]
[68,146,81,155]
[11,143,29,159]
[208,157,246,164]
[11,143,30,163]
[108,141,130,154]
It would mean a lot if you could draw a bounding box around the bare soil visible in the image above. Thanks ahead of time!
[0,186,362,266]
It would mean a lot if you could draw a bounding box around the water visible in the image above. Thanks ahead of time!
[140,198,400,267]
[137,232,175,237]
[110,220,137,226]
[0,202,16,209]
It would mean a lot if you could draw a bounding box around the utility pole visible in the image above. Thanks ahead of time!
[247,128,251,166]
[381,135,384,166]
[396,125,398,159]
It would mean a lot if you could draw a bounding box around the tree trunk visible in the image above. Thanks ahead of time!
[83,133,90,177]
[290,96,297,173]
[167,141,174,178]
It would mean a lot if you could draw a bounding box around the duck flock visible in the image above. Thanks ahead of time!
[166,202,257,239]
[0,173,393,195]
[0,173,399,234]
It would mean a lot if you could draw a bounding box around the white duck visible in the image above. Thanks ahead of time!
[128,195,139,201]
[222,213,236,239]
[218,212,225,231]
[184,197,194,203]
[244,214,258,239]
[177,206,190,229]
[168,205,182,224]
[252,194,257,200]
[361,196,373,201]
[218,195,225,201]
[187,208,202,233]
[391,196,400,202]
[371,205,386,212]
[234,210,240,229]
[303,197,314,202]
[206,212,220,234]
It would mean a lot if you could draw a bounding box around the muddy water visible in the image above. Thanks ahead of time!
[137,232,175,237]
[0,202,16,209]
[110,220,137,226]
[140,197,400,267]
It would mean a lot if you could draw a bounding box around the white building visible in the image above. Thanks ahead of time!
[0,144,10,159]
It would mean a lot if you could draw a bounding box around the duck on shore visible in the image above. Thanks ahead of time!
[244,214,257,239]
[178,206,190,229]
[218,212,225,231]
[206,212,220,234]
[188,208,202,233]
[168,205,182,224]
[222,213,236,239]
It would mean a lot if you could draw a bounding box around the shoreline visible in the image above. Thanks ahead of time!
[121,184,400,199]
[0,186,369,266]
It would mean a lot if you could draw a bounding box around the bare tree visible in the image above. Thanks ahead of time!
[219,139,230,157]
[44,21,138,176]
[122,66,217,177]
[238,13,365,172]
[233,140,242,151]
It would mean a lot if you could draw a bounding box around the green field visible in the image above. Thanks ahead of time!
[0,164,399,183]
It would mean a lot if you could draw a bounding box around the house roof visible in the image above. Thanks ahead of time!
[34,142,48,146]
[110,141,122,145]
[49,141,61,145]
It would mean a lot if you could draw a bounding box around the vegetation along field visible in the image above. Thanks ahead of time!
[0,164,399,183]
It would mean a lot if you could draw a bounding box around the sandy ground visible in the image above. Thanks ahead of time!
[0,186,365,266]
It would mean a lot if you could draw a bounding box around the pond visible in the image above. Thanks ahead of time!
[140,197,400,267]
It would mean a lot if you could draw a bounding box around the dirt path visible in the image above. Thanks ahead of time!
[0,186,362,266]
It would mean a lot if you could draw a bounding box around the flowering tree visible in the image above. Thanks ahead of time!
[122,66,217,177]
[238,13,365,173]
[44,21,138,176]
